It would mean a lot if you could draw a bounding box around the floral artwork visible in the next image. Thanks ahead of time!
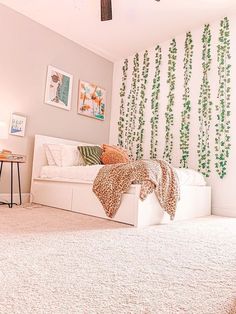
[78,80,106,120]
[45,66,73,111]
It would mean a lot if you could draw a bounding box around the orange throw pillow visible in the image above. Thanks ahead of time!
[101,144,130,164]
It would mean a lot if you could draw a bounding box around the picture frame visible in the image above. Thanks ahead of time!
[77,80,106,121]
[9,113,27,137]
[45,65,73,111]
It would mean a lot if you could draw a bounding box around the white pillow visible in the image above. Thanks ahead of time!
[47,144,63,167]
[43,144,56,166]
[46,144,85,167]
[61,145,84,167]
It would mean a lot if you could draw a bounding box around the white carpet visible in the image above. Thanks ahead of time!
[0,208,235,314]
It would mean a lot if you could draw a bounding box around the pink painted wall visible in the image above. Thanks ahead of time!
[0,4,113,196]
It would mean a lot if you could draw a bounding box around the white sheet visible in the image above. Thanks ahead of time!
[40,165,206,186]
[174,168,206,186]
[40,165,103,182]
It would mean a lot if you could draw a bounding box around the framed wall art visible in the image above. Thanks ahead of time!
[9,113,27,137]
[45,65,73,111]
[78,80,106,121]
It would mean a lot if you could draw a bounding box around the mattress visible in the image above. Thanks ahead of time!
[40,165,206,186]
[40,165,103,182]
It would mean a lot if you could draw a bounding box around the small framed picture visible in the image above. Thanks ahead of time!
[9,113,27,137]
[78,80,106,121]
[45,65,73,111]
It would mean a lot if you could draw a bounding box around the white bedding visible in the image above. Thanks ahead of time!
[40,165,103,182]
[174,168,206,186]
[40,165,206,186]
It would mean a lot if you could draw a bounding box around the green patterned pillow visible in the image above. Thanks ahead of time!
[78,146,102,165]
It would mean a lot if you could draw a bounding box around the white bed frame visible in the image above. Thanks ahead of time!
[30,135,211,227]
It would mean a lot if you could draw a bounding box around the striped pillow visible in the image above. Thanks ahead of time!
[78,146,102,165]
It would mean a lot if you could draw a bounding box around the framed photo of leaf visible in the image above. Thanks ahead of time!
[45,65,73,111]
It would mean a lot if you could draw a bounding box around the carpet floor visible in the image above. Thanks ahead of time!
[0,206,235,314]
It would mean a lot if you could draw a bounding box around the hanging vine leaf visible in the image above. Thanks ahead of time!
[197,24,212,178]
[150,45,162,160]
[130,53,141,158]
[117,58,128,147]
[136,50,150,160]
[179,32,194,168]
[163,39,177,164]
[215,17,231,179]
[124,53,140,157]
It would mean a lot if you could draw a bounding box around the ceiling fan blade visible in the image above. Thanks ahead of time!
[101,0,112,21]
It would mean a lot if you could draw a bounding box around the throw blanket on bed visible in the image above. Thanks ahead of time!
[93,160,180,220]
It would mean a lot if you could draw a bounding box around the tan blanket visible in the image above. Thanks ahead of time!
[93,160,180,220]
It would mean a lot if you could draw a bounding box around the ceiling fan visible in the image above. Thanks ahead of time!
[100,0,160,22]
[101,0,112,21]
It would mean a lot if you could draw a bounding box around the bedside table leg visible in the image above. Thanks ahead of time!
[0,161,3,178]
[10,162,13,208]
[17,163,22,205]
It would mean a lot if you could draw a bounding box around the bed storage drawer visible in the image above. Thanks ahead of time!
[32,180,73,210]
[71,184,137,225]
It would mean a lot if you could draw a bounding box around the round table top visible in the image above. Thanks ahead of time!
[0,157,26,163]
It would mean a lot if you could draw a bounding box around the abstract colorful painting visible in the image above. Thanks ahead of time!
[9,113,27,137]
[45,66,73,111]
[78,80,106,120]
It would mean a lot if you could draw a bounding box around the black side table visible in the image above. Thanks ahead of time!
[0,159,25,208]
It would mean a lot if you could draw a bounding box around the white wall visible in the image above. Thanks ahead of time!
[109,15,236,217]
[0,4,113,195]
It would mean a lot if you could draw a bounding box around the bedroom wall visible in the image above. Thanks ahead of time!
[109,15,236,217]
[0,4,113,197]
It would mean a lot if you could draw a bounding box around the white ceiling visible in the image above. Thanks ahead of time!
[1,0,236,61]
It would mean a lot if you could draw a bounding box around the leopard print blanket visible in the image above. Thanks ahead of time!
[93,160,180,220]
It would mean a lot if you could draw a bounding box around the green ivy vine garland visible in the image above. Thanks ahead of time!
[215,17,231,179]
[163,39,177,164]
[179,32,194,168]
[125,53,140,157]
[197,24,212,178]
[150,45,162,160]
[136,50,150,160]
[117,58,128,147]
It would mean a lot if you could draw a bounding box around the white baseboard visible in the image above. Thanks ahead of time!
[0,193,30,204]
[212,206,236,218]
